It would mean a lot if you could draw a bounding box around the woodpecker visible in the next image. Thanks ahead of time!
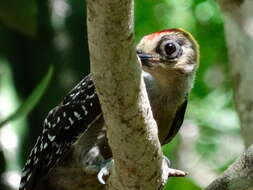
[19,28,199,190]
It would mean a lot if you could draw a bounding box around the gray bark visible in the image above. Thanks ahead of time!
[205,144,253,190]
[86,0,169,190]
[206,0,253,189]
[218,0,253,147]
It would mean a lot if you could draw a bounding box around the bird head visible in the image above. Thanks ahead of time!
[137,28,199,81]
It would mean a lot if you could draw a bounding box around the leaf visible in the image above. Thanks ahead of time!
[0,0,38,36]
[0,66,54,128]
[164,178,201,190]
[215,158,235,173]
[162,137,179,157]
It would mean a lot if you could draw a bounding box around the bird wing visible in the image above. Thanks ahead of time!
[19,74,102,190]
[163,98,188,144]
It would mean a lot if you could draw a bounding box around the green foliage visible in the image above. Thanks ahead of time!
[215,158,235,172]
[0,0,37,36]
[135,0,242,188]
[135,0,228,97]
[164,178,201,190]
[163,137,179,157]
[0,66,54,128]
[190,88,239,139]
[189,88,240,160]
[0,0,244,189]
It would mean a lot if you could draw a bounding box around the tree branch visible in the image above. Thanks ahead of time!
[206,0,253,189]
[86,0,169,189]
[217,0,253,147]
[205,144,253,190]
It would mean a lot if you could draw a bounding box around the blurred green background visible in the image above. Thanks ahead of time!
[0,0,243,189]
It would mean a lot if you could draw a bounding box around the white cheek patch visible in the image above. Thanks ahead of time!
[142,71,151,78]
[137,36,161,54]
[183,64,195,73]
[143,40,155,52]
[176,58,196,73]
[176,47,196,73]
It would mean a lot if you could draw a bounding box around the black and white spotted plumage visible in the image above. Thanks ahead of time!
[19,28,199,190]
[19,73,189,190]
[19,74,102,190]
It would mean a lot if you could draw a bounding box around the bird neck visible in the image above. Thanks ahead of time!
[143,71,193,107]
[155,71,192,100]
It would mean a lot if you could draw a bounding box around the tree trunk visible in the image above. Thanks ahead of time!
[206,0,253,189]
[86,0,169,189]
[218,0,253,147]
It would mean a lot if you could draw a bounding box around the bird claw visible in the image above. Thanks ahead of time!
[163,156,187,177]
[97,159,113,184]
[163,155,171,167]
[168,168,188,177]
[96,156,186,184]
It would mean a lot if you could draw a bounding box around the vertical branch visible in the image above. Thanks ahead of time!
[86,0,169,189]
[217,0,253,147]
[206,0,253,189]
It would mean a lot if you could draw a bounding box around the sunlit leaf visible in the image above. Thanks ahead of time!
[163,137,179,157]
[164,177,201,190]
[215,158,235,173]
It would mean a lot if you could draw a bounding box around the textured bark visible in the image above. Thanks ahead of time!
[205,144,253,190]
[206,0,253,189]
[217,0,253,147]
[86,0,169,190]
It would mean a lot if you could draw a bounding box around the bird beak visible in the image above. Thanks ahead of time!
[137,52,160,67]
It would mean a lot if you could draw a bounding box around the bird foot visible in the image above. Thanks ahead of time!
[163,156,187,177]
[168,168,188,177]
[83,158,113,184]
[97,159,113,184]
[93,156,187,185]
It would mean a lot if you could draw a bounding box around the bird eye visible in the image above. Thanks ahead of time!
[161,41,182,59]
[165,43,176,55]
